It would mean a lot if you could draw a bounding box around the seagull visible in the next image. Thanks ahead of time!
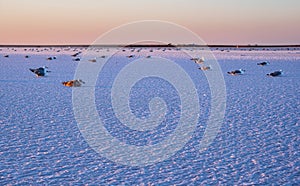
[72,57,81,61]
[257,61,270,66]
[88,58,97,63]
[62,79,85,87]
[191,57,205,64]
[199,65,212,71]
[227,69,245,75]
[267,70,282,77]
[47,56,56,60]
[29,66,51,77]
[127,55,135,58]
[71,52,81,57]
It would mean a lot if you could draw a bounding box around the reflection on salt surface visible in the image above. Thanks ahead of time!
[0,47,299,185]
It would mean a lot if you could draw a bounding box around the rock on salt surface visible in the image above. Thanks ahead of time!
[0,47,299,185]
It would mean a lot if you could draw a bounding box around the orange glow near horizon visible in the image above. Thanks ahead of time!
[0,0,300,45]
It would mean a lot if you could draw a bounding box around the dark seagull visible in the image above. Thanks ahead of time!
[72,57,81,61]
[227,69,245,75]
[267,70,282,77]
[29,66,51,77]
[47,56,57,60]
[199,65,212,71]
[127,55,135,58]
[71,52,81,57]
[257,61,270,66]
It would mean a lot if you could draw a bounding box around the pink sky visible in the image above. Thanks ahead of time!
[0,0,299,45]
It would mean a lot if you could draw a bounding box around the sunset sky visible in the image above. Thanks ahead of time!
[0,0,299,45]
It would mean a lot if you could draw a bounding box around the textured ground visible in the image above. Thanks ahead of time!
[0,47,299,185]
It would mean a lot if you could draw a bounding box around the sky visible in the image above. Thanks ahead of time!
[0,0,300,45]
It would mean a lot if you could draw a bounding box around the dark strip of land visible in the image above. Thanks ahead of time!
[0,44,299,48]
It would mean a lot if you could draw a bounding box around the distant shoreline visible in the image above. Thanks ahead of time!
[0,44,300,48]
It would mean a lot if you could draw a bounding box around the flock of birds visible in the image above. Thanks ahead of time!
[2,50,87,87]
[192,57,283,77]
[2,48,284,88]
[26,51,153,87]
[28,65,85,87]
[226,61,282,77]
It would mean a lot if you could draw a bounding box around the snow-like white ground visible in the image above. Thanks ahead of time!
[0,47,299,185]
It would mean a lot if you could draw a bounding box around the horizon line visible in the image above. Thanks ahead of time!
[0,44,300,48]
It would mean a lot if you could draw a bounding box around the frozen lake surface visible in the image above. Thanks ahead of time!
[0,47,299,185]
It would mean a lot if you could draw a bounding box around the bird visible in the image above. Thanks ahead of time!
[267,70,282,77]
[127,55,135,58]
[257,61,270,66]
[191,57,205,64]
[227,69,245,75]
[88,58,97,63]
[62,79,85,87]
[199,65,212,71]
[72,58,81,61]
[29,66,50,77]
[47,56,56,60]
[71,52,81,57]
